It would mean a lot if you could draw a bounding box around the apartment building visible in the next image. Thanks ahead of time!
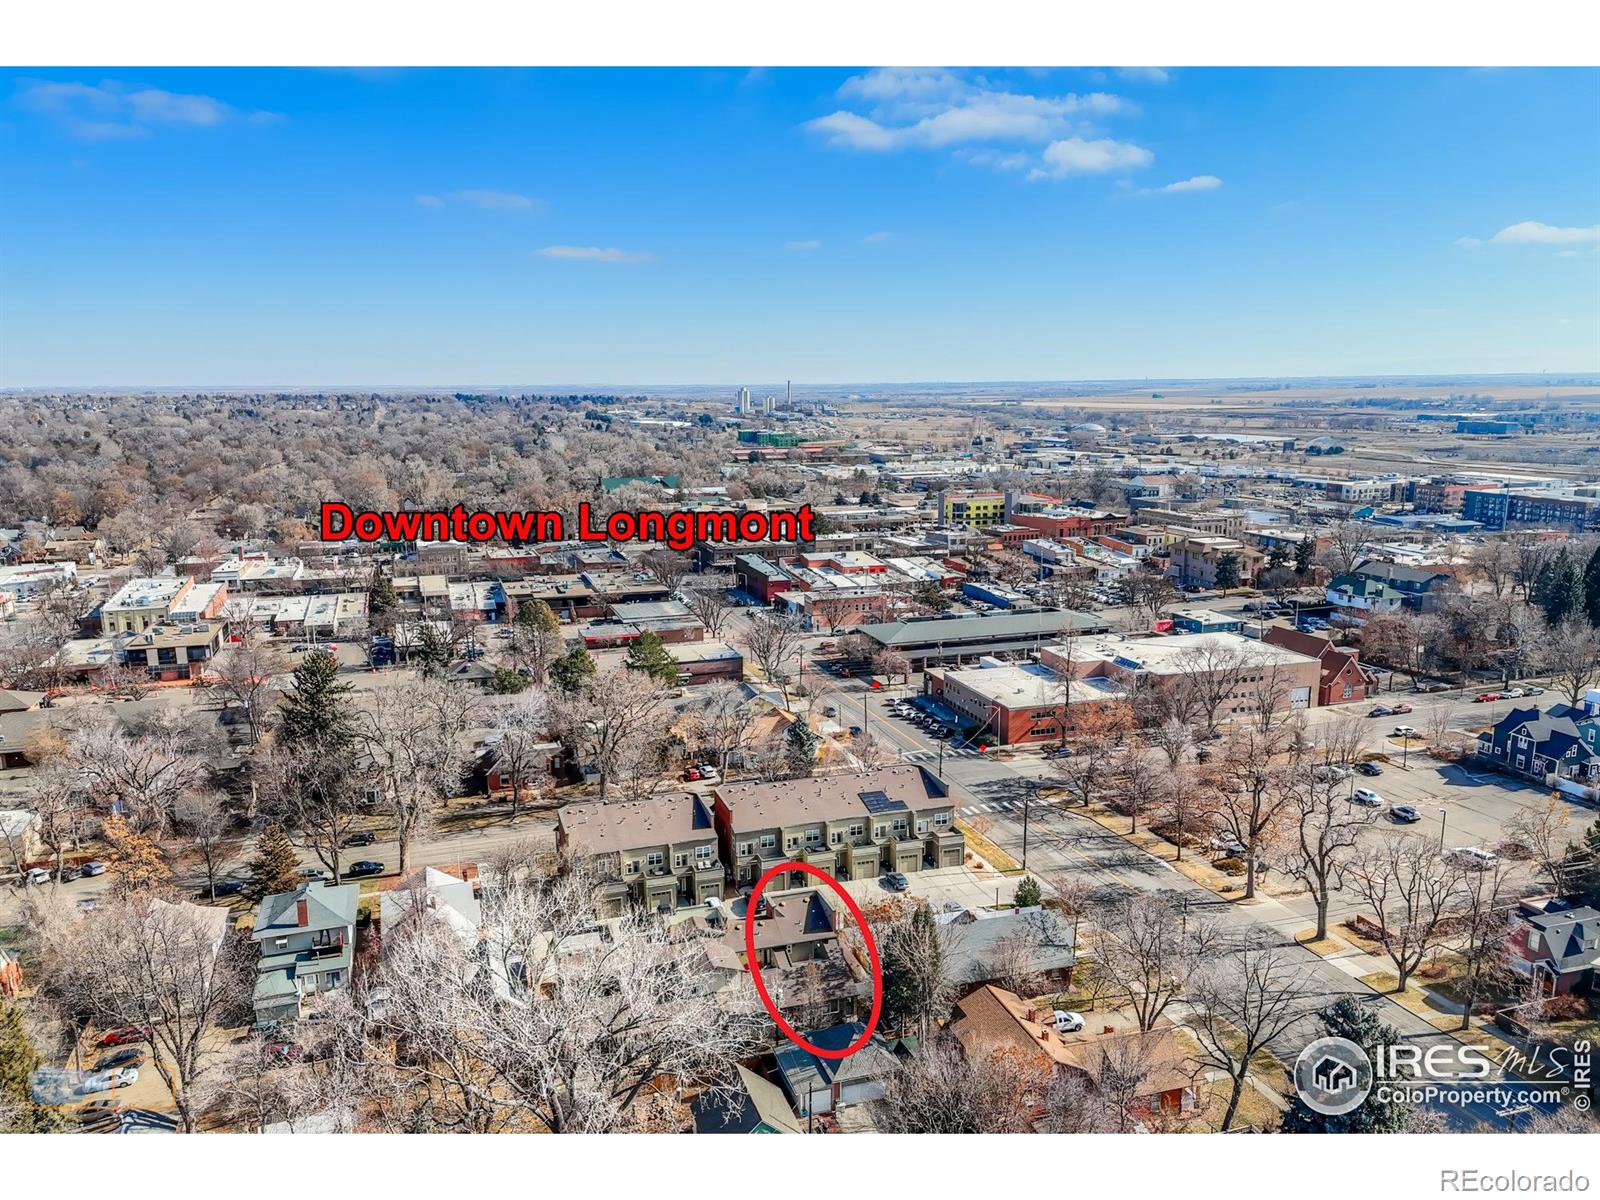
[710,765,964,888]
[1462,484,1600,534]
[557,792,726,914]
[99,575,196,635]
[1166,535,1264,589]
[941,490,1006,528]
[121,622,224,681]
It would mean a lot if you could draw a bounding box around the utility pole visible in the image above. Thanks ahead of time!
[1439,807,1448,852]
[1021,780,1031,869]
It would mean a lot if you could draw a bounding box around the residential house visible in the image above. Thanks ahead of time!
[1325,573,1407,614]
[1510,899,1600,996]
[936,904,1077,994]
[949,985,1198,1124]
[1263,627,1370,706]
[0,689,48,769]
[710,765,964,889]
[1475,703,1600,787]
[250,883,360,1022]
[557,792,726,914]
[692,1065,806,1134]
[1349,559,1453,611]
[772,1022,899,1117]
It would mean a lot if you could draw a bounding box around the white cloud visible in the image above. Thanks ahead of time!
[1488,221,1600,245]
[805,68,1130,155]
[14,78,279,139]
[1454,236,1483,248]
[785,240,821,251]
[1028,137,1153,180]
[450,189,540,211]
[1158,174,1222,193]
[535,245,653,264]
[862,231,892,244]
[415,194,445,208]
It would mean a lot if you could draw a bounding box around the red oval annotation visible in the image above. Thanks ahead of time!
[743,860,883,1061]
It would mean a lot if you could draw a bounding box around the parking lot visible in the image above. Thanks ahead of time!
[835,865,1029,913]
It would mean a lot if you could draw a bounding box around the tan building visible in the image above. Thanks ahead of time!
[121,622,225,681]
[99,576,196,635]
[1166,535,1264,589]
[1042,631,1323,720]
[557,792,725,914]
[710,764,964,888]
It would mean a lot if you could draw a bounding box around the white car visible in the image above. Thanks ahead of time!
[82,860,107,877]
[1351,787,1383,807]
[1500,687,1525,699]
[1392,725,1420,739]
[81,1066,139,1093]
[24,867,52,886]
[1052,1010,1085,1034]
[1448,847,1499,870]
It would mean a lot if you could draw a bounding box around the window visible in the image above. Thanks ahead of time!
[805,829,823,848]
[893,817,908,835]
[626,860,640,875]
[874,825,887,839]
[737,842,753,857]
[849,823,864,838]
[916,820,927,834]
[785,834,799,850]
[1527,929,1538,950]
[759,834,776,850]
[673,852,687,868]
[935,813,950,827]
[646,851,664,868]
[830,830,843,845]
[695,845,714,864]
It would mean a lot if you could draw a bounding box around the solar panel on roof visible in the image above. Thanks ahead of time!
[858,789,907,814]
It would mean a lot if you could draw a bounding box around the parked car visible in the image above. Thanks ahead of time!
[81,1067,139,1093]
[1210,834,1248,857]
[1447,847,1499,870]
[696,766,721,784]
[96,1048,147,1072]
[344,860,384,878]
[1500,687,1526,699]
[1049,746,1075,759]
[299,866,331,881]
[97,1025,151,1048]
[1392,725,1419,739]
[682,767,702,781]
[1052,1010,1085,1033]
[462,646,486,661]
[290,643,311,652]
[57,865,82,882]
[23,867,52,886]
[881,872,909,892]
[262,1041,305,1065]
[1414,681,1452,693]
[848,725,863,736]
[1368,705,1394,718]
[1351,787,1383,807]
[1521,685,1544,696]
[1355,762,1383,777]
[82,860,107,877]
[1473,692,1502,703]
[1388,703,1413,715]
[342,831,375,847]
[1390,805,1421,823]
[75,1099,123,1124]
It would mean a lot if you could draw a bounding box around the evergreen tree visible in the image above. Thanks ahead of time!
[0,1000,57,1132]
[278,648,356,749]
[1014,876,1043,908]
[491,666,532,694]
[783,717,819,779]
[1532,548,1582,625]
[1293,536,1314,577]
[413,623,452,680]
[882,903,948,1038]
[515,598,560,635]
[913,580,952,612]
[1266,543,1289,572]
[1214,552,1242,593]
[1585,543,1600,628]
[248,821,304,898]
[624,630,679,685]
[549,646,597,693]
[367,574,400,638]
[1281,997,1414,1133]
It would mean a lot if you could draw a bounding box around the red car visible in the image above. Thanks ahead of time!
[683,767,702,781]
[97,1025,152,1047]
[1474,692,1501,703]
[1390,703,1413,715]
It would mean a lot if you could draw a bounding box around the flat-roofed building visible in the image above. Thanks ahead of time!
[121,621,225,681]
[924,662,1128,745]
[856,609,1112,666]
[711,764,964,887]
[99,575,194,635]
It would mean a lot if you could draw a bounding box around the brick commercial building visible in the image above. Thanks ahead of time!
[923,662,1128,746]
[1262,627,1370,706]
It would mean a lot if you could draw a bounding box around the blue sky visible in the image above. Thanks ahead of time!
[2,67,1596,386]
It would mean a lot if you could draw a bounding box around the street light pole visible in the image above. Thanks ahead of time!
[1439,808,1448,852]
[1021,780,1031,869]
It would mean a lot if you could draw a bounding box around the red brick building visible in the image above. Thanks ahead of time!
[1262,627,1368,706]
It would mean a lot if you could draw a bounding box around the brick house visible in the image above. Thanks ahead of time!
[1263,627,1369,706]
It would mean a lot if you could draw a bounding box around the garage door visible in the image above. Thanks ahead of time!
[1290,687,1311,710]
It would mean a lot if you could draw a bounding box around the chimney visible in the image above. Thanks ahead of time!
[296,898,309,927]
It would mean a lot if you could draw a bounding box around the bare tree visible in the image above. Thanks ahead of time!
[482,687,554,817]
[1206,724,1300,899]
[1281,765,1376,942]
[684,680,760,777]
[1168,639,1253,740]
[552,669,673,803]
[363,861,765,1132]
[740,610,807,708]
[26,892,251,1132]
[355,677,479,875]
[1450,858,1517,1032]
[1317,522,1370,578]
[1093,892,1216,1033]
[876,1037,1042,1133]
[208,640,291,745]
[173,789,236,902]
[1147,718,1192,770]
[253,740,363,882]
[1505,795,1579,895]
[1348,835,1460,992]
[872,648,913,688]
[679,574,735,640]
[1543,618,1600,707]
[1185,936,1318,1131]
[26,764,91,879]
[65,711,207,832]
